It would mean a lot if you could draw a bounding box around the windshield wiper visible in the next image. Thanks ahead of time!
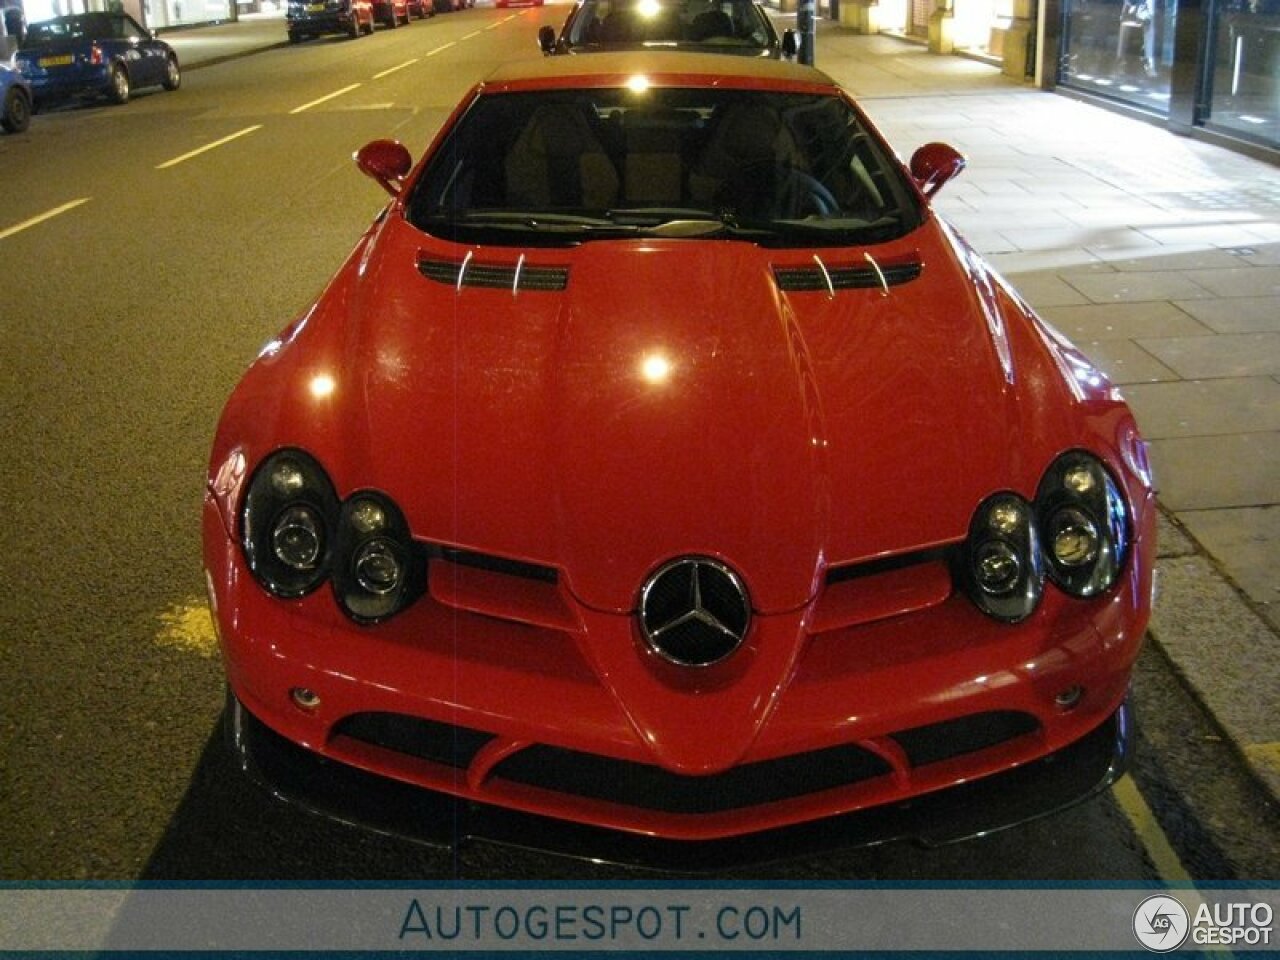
[426,208,779,243]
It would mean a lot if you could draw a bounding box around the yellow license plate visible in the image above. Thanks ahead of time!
[306,4,326,11]
[38,54,74,67]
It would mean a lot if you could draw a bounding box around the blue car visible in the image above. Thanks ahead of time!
[16,11,180,108]
[1,58,31,133]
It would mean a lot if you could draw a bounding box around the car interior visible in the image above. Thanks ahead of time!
[410,88,914,238]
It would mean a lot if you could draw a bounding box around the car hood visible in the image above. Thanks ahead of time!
[223,211,1116,619]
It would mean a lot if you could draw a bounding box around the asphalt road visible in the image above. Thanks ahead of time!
[0,5,1276,882]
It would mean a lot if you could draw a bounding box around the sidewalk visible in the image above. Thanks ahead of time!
[167,14,1280,801]
[810,28,1280,802]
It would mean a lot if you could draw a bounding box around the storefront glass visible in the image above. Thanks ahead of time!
[954,0,1015,54]
[1206,0,1280,145]
[16,0,230,29]
[1059,0,1176,114]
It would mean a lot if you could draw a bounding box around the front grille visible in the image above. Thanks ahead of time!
[438,547,559,584]
[491,743,892,814]
[418,257,569,291]
[826,546,955,585]
[891,711,1040,768]
[773,259,923,292]
[334,712,494,769]
[332,710,1039,817]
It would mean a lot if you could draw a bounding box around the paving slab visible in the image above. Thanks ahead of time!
[1148,555,1280,799]
[1175,296,1280,333]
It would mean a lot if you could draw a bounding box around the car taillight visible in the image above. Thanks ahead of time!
[90,44,103,65]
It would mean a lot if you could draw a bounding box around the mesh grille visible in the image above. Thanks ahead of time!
[493,742,893,814]
[891,711,1040,768]
[334,712,494,768]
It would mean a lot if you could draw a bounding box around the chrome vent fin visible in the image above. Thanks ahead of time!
[773,257,923,293]
[417,255,569,292]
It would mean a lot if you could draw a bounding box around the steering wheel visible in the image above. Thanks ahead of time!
[779,168,839,218]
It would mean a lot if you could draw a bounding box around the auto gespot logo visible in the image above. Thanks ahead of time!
[1133,894,1275,951]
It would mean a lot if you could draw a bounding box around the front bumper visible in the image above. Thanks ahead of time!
[206,482,1154,849]
[227,690,1132,869]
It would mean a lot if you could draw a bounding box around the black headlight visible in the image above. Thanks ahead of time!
[242,449,339,599]
[963,493,1044,623]
[1035,451,1129,598]
[332,491,425,623]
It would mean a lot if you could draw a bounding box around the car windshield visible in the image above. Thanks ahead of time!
[22,13,119,45]
[407,87,924,249]
[563,0,774,53]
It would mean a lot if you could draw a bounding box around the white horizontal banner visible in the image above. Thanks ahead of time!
[0,887,1275,953]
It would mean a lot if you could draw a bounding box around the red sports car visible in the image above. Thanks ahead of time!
[204,52,1155,863]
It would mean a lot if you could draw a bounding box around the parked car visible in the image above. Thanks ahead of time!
[372,0,411,27]
[405,0,435,18]
[16,12,179,107]
[1,58,31,133]
[539,0,794,57]
[433,0,472,12]
[205,52,1155,863]
[286,0,375,42]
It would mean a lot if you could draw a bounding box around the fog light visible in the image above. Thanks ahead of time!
[290,687,321,710]
[1055,685,1084,710]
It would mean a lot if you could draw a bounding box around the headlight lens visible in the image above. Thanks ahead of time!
[964,494,1043,623]
[242,450,339,598]
[332,492,424,622]
[963,452,1131,621]
[1036,451,1129,597]
[271,505,325,571]
[241,452,424,620]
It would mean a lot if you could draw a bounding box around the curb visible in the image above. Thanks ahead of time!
[1150,510,1280,806]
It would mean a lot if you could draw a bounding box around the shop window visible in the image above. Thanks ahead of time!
[1206,0,1280,145]
[1059,0,1176,114]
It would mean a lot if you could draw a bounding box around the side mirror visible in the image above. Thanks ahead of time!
[538,24,557,54]
[909,142,966,198]
[780,28,796,59]
[355,139,412,198]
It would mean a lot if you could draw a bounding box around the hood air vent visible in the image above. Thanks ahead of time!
[418,255,569,292]
[773,258,922,293]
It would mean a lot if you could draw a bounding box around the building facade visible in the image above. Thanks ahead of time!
[826,0,1278,155]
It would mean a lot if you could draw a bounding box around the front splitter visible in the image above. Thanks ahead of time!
[226,691,1132,872]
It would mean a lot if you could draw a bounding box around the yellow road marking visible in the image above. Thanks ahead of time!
[1243,741,1280,782]
[374,58,418,79]
[426,40,456,55]
[155,125,263,170]
[1113,778,1237,954]
[460,29,481,39]
[290,83,362,114]
[0,198,91,241]
[1113,776,1193,883]
[157,601,219,659]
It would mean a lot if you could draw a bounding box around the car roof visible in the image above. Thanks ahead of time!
[480,51,840,94]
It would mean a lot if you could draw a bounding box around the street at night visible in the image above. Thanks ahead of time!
[1,5,1277,889]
